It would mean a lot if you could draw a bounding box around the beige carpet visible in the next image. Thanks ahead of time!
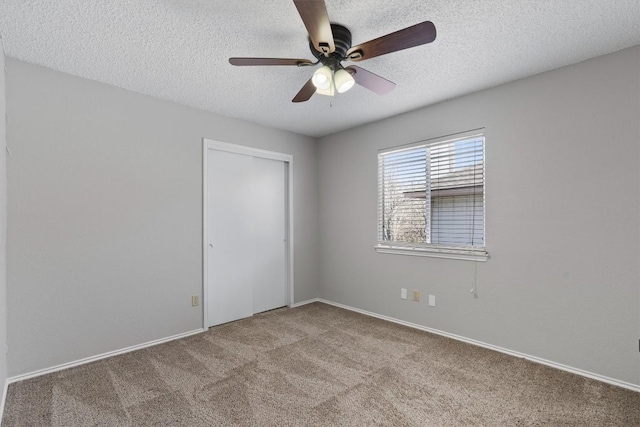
[2,302,639,426]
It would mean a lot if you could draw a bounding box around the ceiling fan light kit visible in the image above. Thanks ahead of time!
[229,0,436,103]
[311,65,355,95]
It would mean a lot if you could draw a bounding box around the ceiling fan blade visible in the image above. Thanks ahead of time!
[229,58,313,66]
[292,78,316,103]
[346,66,396,95]
[346,21,436,62]
[293,0,335,54]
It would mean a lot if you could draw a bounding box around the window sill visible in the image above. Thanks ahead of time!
[374,244,489,262]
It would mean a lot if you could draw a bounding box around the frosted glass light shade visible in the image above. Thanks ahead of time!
[312,66,332,90]
[334,68,355,93]
[315,84,335,97]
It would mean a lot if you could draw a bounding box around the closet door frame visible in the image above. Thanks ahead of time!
[202,138,294,331]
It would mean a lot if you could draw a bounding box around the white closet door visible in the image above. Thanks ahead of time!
[251,157,287,315]
[207,150,255,326]
[207,149,287,327]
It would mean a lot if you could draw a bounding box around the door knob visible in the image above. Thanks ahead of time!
[209,243,213,249]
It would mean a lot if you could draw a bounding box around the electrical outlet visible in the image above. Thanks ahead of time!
[401,288,407,300]
[192,296,199,307]
[429,295,436,307]
[412,290,420,302]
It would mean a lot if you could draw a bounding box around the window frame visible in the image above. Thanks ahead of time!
[375,130,489,262]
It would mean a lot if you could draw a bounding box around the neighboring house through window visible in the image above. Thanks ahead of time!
[376,132,488,261]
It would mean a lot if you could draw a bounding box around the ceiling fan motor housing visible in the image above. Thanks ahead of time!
[310,24,352,68]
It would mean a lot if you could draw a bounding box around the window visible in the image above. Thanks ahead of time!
[376,133,488,261]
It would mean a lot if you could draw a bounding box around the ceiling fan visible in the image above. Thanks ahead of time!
[229,0,436,103]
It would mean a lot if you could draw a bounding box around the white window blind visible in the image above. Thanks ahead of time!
[378,134,485,257]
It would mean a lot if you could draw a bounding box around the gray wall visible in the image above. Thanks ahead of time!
[318,46,640,386]
[0,42,7,399]
[6,59,319,377]
[5,47,639,387]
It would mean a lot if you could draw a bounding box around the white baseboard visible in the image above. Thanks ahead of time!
[4,298,638,409]
[0,378,8,423]
[317,299,640,393]
[7,328,204,385]
[289,298,320,308]
[4,299,316,387]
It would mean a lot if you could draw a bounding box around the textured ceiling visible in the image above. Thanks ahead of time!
[1,1,639,137]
